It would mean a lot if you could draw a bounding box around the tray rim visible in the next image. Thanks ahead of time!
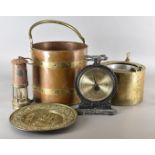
[9,103,78,132]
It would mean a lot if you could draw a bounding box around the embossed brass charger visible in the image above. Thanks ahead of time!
[29,20,87,105]
[75,55,117,115]
[102,53,145,106]
[10,103,77,132]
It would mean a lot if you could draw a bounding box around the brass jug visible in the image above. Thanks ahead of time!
[103,53,145,106]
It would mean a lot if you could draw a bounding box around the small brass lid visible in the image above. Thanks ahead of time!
[103,53,145,73]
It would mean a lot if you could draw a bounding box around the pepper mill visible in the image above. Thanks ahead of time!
[11,56,31,110]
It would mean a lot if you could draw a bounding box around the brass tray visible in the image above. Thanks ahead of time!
[10,103,77,132]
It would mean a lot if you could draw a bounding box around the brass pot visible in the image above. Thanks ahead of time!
[29,20,88,105]
[103,53,145,106]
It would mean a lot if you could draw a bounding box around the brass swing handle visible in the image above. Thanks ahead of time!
[29,19,85,48]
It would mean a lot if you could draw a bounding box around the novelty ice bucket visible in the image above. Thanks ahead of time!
[29,20,88,105]
[103,53,145,106]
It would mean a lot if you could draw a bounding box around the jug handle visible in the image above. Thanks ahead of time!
[29,19,85,48]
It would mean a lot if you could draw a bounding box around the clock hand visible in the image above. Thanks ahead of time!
[92,72,100,91]
[92,72,97,85]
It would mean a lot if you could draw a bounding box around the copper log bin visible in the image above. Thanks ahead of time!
[29,20,88,105]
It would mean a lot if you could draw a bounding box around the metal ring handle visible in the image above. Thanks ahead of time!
[29,19,85,48]
[85,55,108,65]
[85,55,108,61]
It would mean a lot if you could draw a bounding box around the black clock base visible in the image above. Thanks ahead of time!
[77,108,117,115]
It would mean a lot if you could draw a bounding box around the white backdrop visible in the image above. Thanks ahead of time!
[0,16,155,138]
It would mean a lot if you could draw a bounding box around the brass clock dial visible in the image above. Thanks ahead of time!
[79,67,114,102]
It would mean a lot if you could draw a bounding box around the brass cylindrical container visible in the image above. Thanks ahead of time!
[103,53,145,106]
[29,20,87,105]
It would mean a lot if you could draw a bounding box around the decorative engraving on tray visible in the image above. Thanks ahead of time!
[10,103,77,131]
